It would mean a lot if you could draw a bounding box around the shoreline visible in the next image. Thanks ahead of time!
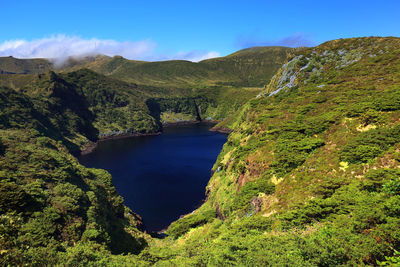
[79,120,231,236]
[163,120,232,134]
[209,125,233,134]
[80,120,228,156]
[80,131,162,155]
[162,119,219,127]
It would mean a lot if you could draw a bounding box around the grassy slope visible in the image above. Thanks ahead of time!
[62,47,291,124]
[0,56,53,74]
[0,47,290,89]
[142,37,400,266]
[60,46,291,88]
[0,70,164,139]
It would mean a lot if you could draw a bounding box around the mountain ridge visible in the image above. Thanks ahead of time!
[0,46,292,88]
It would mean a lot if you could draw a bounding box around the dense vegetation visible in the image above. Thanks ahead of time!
[0,90,149,265]
[1,37,400,265]
[167,37,400,266]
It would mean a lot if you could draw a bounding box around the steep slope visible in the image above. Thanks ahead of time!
[144,37,400,266]
[1,70,164,140]
[1,73,99,153]
[0,85,149,265]
[0,67,259,141]
[59,69,161,136]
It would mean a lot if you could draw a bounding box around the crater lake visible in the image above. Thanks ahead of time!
[79,123,227,232]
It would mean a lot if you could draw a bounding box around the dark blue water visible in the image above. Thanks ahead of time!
[79,123,227,232]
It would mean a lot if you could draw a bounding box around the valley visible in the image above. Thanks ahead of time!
[1,37,400,265]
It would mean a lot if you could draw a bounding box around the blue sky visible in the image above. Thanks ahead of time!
[1,0,399,61]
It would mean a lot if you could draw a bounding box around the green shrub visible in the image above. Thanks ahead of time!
[378,250,400,266]
[0,139,6,156]
[312,94,328,103]
[339,125,400,163]
[166,210,217,239]
[271,136,324,176]
[374,90,400,111]
[297,104,315,115]
[361,169,400,192]
[231,179,275,211]
[280,113,336,137]
[383,196,400,217]
[231,216,273,232]
[0,180,31,213]
[382,178,400,195]
[312,177,347,198]
[279,198,341,228]
[344,101,374,117]
[359,109,386,126]
[342,145,384,164]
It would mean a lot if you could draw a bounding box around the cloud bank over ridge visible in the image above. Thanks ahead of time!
[0,35,220,62]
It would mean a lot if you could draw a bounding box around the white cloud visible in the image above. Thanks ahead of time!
[0,35,220,63]
[0,35,157,62]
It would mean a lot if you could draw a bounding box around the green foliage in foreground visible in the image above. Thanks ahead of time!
[0,129,148,265]
[139,173,400,266]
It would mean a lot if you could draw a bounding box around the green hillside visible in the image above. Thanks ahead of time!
[1,38,400,265]
[0,46,291,129]
[0,56,53,74]
[157,37,400,265]
[0,47,291,89]
[62,46,291,88]
[0,68,259,137]
[0,83,149,264]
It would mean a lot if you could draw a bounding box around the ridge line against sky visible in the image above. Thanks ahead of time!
[1,0,400,61]
[0,35,221,62]
[0,33,308,62]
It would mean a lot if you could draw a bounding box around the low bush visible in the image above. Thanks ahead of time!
[361,169,400,192]
[231,179,275,211]
[339,125,400,163]
[271,136,324,176]
[166,210,217,239]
